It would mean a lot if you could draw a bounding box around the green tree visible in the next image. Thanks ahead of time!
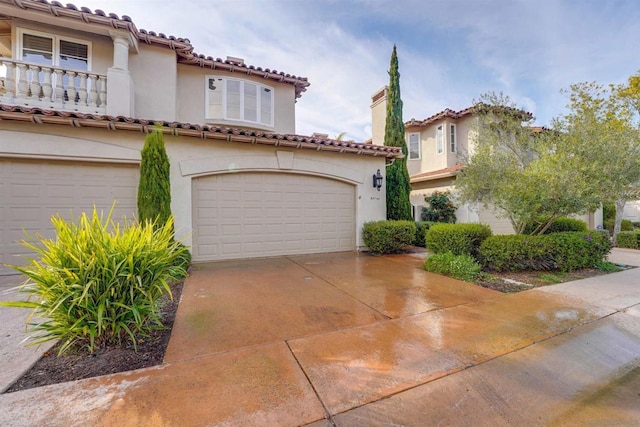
[138,126,172,229]
[384,45,412,220]
[421,191,457,223]
[555,78,640,243]
[456,92,599,234]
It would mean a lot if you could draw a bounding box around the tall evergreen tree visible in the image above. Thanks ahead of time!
[384,45,413,220]
[138,127,172,229]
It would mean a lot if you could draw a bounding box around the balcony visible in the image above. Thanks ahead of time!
[0,59,107,114]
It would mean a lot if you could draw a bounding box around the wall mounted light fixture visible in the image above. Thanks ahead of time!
[373,169,383,191]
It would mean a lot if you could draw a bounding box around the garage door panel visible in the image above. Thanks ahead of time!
[193,172,355,261]
[1,159,138,275]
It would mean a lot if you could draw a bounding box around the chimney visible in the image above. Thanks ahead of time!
[370,86,388,146]
[226,56,245,65]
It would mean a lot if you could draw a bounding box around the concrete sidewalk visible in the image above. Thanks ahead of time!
[0,248,638,426]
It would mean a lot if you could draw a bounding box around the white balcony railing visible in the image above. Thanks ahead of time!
[0,58,107,114]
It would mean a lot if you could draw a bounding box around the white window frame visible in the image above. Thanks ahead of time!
[205,75,275,127]
[450,124,456,153]
[16,28,92,72]
[436,125,444,155]
[408,132,421,160]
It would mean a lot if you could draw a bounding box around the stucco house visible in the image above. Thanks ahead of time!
[0,0,402,275]
[370,87,602,233]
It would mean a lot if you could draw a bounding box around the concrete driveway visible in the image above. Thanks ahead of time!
[1,249,639,426]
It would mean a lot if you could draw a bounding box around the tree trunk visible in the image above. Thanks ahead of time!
[613,198,626,245]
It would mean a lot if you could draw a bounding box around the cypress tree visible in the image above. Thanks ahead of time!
[384,45,413,220]
[138,127,172,229]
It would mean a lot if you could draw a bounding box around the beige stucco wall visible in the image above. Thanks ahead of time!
[0,124,385,249]
[175,64,296,134]
[129,44,177,121]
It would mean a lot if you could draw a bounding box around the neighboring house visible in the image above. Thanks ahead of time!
[623,200,640,222]
[370,86,602,234]
[0,0,402,275]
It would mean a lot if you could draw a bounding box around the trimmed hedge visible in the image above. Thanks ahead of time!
[425,223,492,258]
[413,221,435,247]
[424,252,482,282]
[545,218,588,233]
[479,231,611,272]
[605,218,634,234]
[616,231,640,249]
[363,220,416,255]
[524,217,587,234]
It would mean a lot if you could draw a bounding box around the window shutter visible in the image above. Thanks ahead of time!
[23,34,53,53]
[60,40,88,59]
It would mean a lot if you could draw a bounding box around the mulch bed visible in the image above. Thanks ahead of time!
[4,281,183,393]
[475,268,626,293]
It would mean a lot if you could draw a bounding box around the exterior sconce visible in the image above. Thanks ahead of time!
[373,169,383,191]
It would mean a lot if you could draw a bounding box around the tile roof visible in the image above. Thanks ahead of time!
[405,107,475,128]
[405,105,533,128]
[410,164,464,183]
[0,104,403,159]
[0,0,310,97]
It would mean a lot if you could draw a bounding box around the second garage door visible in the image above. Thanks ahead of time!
[192,172,356,261]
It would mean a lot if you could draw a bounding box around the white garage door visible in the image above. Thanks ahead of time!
[478,205,515,235]
[0,159,138,275]
[193,172,356,261]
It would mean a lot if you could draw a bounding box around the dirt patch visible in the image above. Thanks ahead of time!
[4,281,183,393]
[476,267,632,293]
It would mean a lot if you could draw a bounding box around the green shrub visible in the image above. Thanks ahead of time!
[1,206,188,355]
[363,220,416,254]
[479,231,611,272]
[425,223,492,258]
[603,202,616,221]
[595,261,623,273]
[605,218,634,234]
[524,217,587,234]
[545,218,588,233]
[421,191,457,223]
[413,221,435,247]
[423,252,482,282]
[616,231,639,249]
[173,242,192,277]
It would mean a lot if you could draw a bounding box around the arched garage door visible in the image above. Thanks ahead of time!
[192,172,356,261]
[0,158,138,275]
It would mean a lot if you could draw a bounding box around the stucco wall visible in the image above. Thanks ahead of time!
[175,64,296,134]
[1,124,385,249]
[129,44,177,121]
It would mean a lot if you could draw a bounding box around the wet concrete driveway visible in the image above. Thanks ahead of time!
[1,251,639,426]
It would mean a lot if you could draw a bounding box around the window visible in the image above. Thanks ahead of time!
[436,125,444,155]
[19,29,89,71]
[450,124,456,153]
[206,76,274,127]
[408,133,420,159]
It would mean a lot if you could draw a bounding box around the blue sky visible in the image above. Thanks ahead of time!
[80,0,640,141]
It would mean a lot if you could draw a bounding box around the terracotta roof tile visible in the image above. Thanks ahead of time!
[0,104,403,159]
[405,104,533,128]
[410,164,464,183]
[0,0,310,97]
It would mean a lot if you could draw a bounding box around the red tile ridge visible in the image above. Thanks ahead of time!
[0,104,403,159]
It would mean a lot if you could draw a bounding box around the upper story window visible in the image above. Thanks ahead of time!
[436,125,444,155]
[408,132,420,159]
[206,76,274,127]
[450,124,456,153]
[19,29,90,72]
